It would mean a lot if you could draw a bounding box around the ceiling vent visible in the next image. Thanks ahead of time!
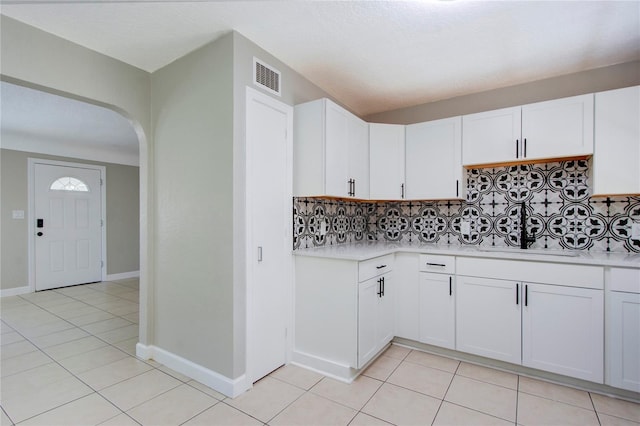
[253,57,281,96]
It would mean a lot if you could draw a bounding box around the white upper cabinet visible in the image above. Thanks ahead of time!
[521,94,594,160]
[462,94,594,167]
[462,106,522,167]
[406,117,465,200]
[593,86,640,196]
[294,98,369,198]
[369,123,406,200]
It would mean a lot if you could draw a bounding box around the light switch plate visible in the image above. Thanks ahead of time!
[632,222,640,240]
[12,210,25,220]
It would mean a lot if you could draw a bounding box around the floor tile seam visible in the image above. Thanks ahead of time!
[79,319,136,335]
[267,372,316,392]
[13,297,102,335]
[382,379,445,404]
[441,393,517,424]
[306,378,384,412]
[76,357,155,389]
[0,355,57,380]
[516,388,597,412]
[1,402,16,426]
[588,392,640,424]
[174,399,222,426]
[100,377,184,413]
[184,380,226,402]
[0,342,41,361]
[14,391,128,426]
[443,400,520,425]
[400,358,459,375]
[260,386,309,424]
[453,371,520,392]
[349,410,395,426]
[429,359,461,425]
[218,400,269,425]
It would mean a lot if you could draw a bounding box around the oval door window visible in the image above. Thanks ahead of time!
[49,177,90,192]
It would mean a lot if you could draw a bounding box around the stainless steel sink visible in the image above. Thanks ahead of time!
[477,247,579,257]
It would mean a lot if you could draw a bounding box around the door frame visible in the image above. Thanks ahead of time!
[244,86,294,387]
[28,158,107,292]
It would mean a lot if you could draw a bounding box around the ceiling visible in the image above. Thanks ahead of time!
[1,81,140,165]
[1,0,639,162]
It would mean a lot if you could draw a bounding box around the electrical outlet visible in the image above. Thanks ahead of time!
[461,221,471,235]
[632,222,640,240]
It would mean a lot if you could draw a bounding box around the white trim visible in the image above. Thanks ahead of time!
[136,343,249,398]
[244,87,294,384]
[0,286,31,298]
[291,350,357,383]
[28,158,107,291]
[105,270,140,281]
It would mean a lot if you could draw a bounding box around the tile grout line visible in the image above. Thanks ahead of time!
[1,282,147,424]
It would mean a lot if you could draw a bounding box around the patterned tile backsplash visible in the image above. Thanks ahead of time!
[293,160,640,253]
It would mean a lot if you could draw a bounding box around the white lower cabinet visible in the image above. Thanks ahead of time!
[358,271,394,368]
[607,268,640,392]
[294,254,393,380]
[456,259,604,383]
[419,272,455,349]
[522,283,603,383]
[419,254,456,350]
[456,276,522,364]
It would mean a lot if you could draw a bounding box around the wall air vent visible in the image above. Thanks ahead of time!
[253,57,281,96]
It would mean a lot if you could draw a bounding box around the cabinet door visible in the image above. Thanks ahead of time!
[349,115,370,199]
[456,276,521,364]
[462,107,521,166]
[406,117,463,199]
[522,283,603,383]
[358,276,380,368]
[325,101,352,197]
[378,274,394,347]
[419,273,455,349]
[608,291,640,392]
[521,94,594,160]
[593,86,640,196]
[370,123,405,200]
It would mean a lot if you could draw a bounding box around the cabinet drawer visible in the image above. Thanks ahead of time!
[609,268,640,293]
[359,254,394,282]
[419,254,455,274]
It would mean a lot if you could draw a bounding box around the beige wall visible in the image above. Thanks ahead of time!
[365,60,640,124]
[150,31,334,380]
[0,149,140,290]
[151,33,236,376]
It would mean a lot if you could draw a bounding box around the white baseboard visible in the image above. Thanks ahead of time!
[106,271,140,281]
[1,286,31,298]
[292,350,357,383]
[136,343,249,398]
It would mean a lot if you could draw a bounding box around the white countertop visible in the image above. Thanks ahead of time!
[293,241,640,268]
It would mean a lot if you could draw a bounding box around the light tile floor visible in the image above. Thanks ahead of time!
[2,279,640,425]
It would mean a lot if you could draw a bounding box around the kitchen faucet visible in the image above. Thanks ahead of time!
[520,202,536,249]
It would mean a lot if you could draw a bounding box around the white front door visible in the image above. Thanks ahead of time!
[246,87,293,383]
[34,163,103,291]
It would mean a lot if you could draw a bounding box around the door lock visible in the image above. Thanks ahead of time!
[37,232,43,237]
